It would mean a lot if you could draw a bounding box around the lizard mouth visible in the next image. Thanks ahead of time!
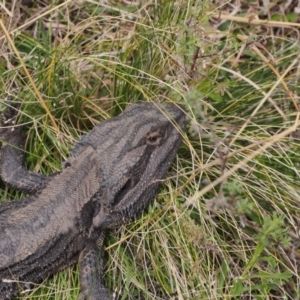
[111,177,135,207]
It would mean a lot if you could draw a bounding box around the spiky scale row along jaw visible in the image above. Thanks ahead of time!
[0,101,186,300]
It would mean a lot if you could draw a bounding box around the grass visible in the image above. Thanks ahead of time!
[1,0,300,299]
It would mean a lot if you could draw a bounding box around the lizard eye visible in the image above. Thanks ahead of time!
[146,132,163,146]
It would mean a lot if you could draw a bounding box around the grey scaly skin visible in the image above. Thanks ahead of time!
[0,100,186,300]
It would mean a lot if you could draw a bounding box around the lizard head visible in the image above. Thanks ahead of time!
[87,102,187,229]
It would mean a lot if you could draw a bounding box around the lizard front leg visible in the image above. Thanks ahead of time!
[79,231,113,300]
[0,98,46,193]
